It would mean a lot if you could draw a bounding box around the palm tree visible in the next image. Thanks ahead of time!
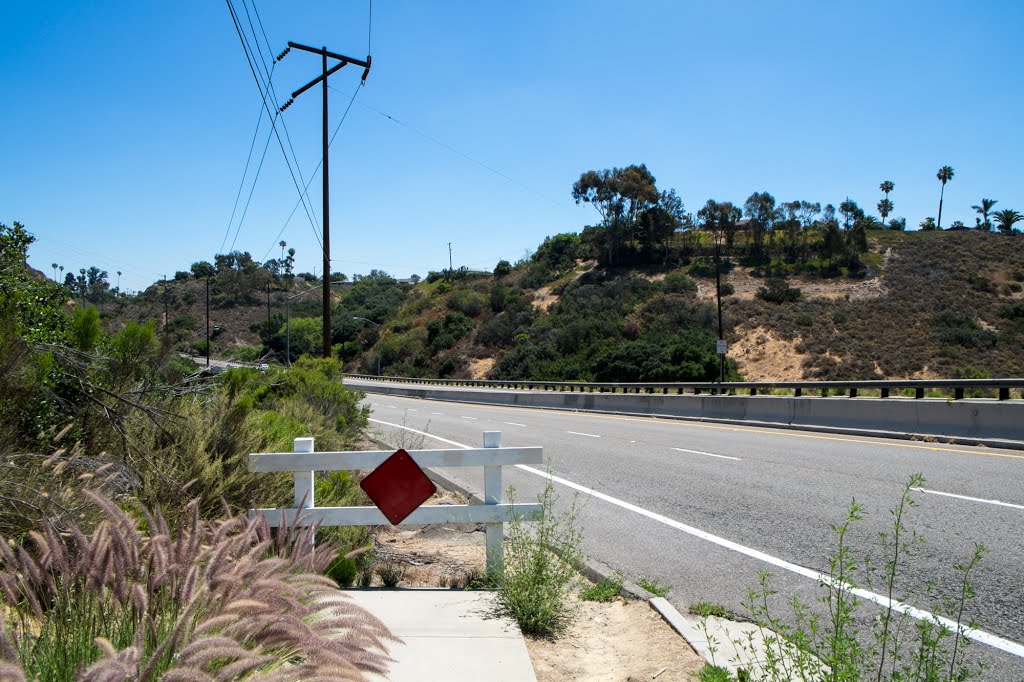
[116,270,122,295]
[936,166,954,229]
[279,240,287,261]
[971,198,997,231]
[879,180,894,228]
[877,199,894,229]
[993,209,1023,234]
[51,263,58,281]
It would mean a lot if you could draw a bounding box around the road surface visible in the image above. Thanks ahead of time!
[359,390,1024,680]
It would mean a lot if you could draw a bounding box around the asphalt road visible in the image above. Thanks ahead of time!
[358,389,1024,680]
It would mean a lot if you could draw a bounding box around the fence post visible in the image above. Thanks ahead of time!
[483,431,503,577]
[294,437,315,509]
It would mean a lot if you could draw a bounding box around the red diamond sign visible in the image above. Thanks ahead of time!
[360,449,437,525]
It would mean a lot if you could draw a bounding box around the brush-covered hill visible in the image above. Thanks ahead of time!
[114,229,1024,382]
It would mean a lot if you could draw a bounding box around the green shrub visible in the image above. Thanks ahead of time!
[580,573,623,602]
[755,278,802,303]
[499,484,583,637]
[448,289,487,317]
[931,312,996,349]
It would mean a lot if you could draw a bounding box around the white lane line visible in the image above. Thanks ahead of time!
[567,431,601,438]
[407,409,418,412]
[431,412,444,416]
[368,419,467,449]
[672,447,741,461]
[370,419,1024,660]
[462,416,478,421]
[503,421,526,427]
[912,487,1024,511]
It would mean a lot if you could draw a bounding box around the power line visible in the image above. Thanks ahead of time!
[348,97,561,208]
[225,0,323,251]
[220,101,266,254]
[229,112,277,253]
[261,81,362,263]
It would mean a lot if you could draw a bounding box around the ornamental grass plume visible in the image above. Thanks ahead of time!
[0,493,397,681]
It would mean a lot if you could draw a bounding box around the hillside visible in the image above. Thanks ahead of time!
[110,229,1024,382]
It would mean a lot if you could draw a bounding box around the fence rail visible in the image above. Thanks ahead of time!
[344,374,1024,401]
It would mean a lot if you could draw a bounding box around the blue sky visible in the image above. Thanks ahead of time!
[2,1,1022,292]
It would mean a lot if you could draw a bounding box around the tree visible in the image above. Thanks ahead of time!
[993,209,1023,234]
[877,199,894,229]
[971,198,997,231]
[888,217,907,231]
[279,240,287,261]
[51,263,58,281]
[743,192,778,255]
[494,260,512,277]
[190,261,216,279]
[920,217,938,231]
[878,180,894,228]
[838,199,864,231]
[936,166,954,229]
[572,164,659,264]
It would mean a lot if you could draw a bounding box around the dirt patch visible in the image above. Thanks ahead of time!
[695,267,884,303]
[531,286,559,311]
[468,357,496,379]
[730,326,806,381]
[526,596,704,682]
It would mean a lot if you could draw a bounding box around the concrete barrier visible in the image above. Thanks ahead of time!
[347,380,1024,448]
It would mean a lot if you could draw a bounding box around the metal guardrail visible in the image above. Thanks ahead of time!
[344,374,1024,401]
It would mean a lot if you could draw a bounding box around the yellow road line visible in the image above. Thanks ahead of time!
[366,392,1024,461]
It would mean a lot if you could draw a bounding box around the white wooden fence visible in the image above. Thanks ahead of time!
[248,431,543,574]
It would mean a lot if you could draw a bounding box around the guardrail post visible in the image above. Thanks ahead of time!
[795,387,802,397]
[483,431,503,577]
[954,388,964,400]
[849,388,858,398]
[915,387,924,399]
[999,387,1010,401]
[293,437,315,509]
[881,388,889,398]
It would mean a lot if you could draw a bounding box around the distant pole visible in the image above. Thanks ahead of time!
[266,281,271,327]
[205,276,211,367]
[162,275,169,342]
[715,241,725,387]
[448,242,453,279]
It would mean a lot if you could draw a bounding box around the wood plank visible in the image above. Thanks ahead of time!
[249,447,543,472]
[250,503,543,527]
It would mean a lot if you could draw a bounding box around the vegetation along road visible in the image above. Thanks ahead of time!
[361,389,1024,681]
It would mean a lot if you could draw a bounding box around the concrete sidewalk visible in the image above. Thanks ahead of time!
[348,588,537,682]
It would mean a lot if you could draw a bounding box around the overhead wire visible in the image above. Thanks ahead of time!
[239,0,323,243]
[228,111,277,253]
[348,97,561,208]
[225,0,324,252]
[221,100,268,254]
[261,81,362,263]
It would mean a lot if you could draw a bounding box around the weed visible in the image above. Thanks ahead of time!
[377,560,406,588]
[697,664,735,682]
[691,602,732,619]
[724,476,984,681]
[638,578,672,597]
[499,483,583,637]
[580,572,624,602]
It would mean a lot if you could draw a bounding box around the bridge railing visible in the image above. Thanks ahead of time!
[343,374,1024,401]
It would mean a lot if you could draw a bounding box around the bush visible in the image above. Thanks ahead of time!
[931,312,997,349]
[494,259,512,277]
[499,484,583,637]
[448,289,487,317]
[756,278,802,303]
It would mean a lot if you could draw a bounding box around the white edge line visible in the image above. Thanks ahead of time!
[462,416,478,420]
[911,487,1024,511]
[371,418,1024,659]
[567,431,601,438]
[672,447,741,461]
[503,422,527,427]
[431,412,444,415]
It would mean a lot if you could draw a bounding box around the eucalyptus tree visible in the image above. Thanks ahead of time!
[743,191,778,256]
[936,166,955,229]
[971,198,997,231]
[993,209,1023,234]
[572,164,659,264]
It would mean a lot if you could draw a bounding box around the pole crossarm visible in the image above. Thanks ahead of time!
[287,41,370,69]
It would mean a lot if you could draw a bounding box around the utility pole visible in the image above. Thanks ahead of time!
[448,242,453,280]
[206,276,211,367]
[277,41,371,358]
[162,274,170,343]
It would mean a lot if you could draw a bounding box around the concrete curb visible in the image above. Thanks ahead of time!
[357,384,1024,451]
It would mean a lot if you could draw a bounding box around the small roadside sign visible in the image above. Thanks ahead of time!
[716,339,728,355]
[359,449,436,525]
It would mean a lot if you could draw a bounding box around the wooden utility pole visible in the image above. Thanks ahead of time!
[277,42,371,358]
